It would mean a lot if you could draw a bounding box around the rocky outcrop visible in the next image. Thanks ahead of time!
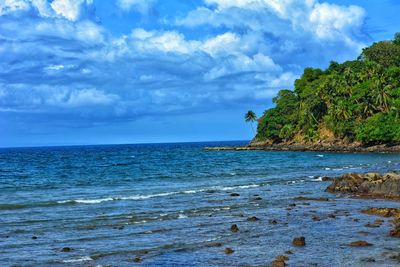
[205,141,400,153]
[325,172,400,198]
[361,208,400,238]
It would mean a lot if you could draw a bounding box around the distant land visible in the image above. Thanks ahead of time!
[210,33,400,153]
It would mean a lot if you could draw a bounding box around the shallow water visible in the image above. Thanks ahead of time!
[0,141,400,266]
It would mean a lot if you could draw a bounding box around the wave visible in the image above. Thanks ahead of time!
[1,183,263,210]
[58,192,180,204]
[56,183,261,205]
[62,256,93,263]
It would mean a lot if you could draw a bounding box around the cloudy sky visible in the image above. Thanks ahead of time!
[0,0,399,147]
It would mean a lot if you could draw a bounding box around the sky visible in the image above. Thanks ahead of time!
[0,0,399,147]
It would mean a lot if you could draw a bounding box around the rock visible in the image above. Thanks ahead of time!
[205,242,223,247]
[388,253,400,261]
[269,219,278,224]
[32,236,37,240]
[349,241,372,247]
[252,197,263,201]
[224,247,234,254]
[361,207,400,238]
[133,257,142,263]
[360,257,375,262]
[230,224,239,232]
[61,247,72,252]
[276,255,289,261]
[285,250,293,255]
[247,216,260,221]
[271,260,287,267]
[365,223,380,228]
[230,193,240,197]
[288,203,296,207]
[312,216,321,221]
[325,172,400,198]
[322,177,334,181]
[292,236,306,246]
[390,228,400,237]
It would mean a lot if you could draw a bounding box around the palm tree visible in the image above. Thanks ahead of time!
[245,110,257,135]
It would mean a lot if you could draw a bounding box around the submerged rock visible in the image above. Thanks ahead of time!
[349,240,372,247]
[276,255,289,261]
[325,172,400,198]
[271,260,287,267]
[230,193,240,197]
[292,236,306,246]
[224,247,234,254]
[247,216,260,221]
[230,224,239,232]
[61,247,72,252]
[360,257,376,262]
[361,207,400,238]
[132,257,142,263]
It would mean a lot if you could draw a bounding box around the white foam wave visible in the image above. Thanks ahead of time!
[317,154,324,157]
[63,256,92,263]
[178,214,188,219]
[57,183,262,205]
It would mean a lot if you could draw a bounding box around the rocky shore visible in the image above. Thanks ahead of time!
[205,141,400,153]
[324,172,400,246]
[325,172,400,199]
[261,171,400,266]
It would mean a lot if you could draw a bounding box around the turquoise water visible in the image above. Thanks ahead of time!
[1,142,400,266]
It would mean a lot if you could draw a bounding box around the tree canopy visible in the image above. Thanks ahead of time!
[256,33,400,145]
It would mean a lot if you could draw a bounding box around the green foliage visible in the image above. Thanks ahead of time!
[361,41,400,67]
[244,110,257,122]
[245,110,257,135]
[394,32,400,46]
[256,33,400,145]
[356,112,400,143]
[279,124,295,140]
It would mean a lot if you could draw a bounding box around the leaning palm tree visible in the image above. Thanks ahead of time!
[244,110,257,135]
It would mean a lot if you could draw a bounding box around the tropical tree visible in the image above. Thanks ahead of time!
[245,110,257,135]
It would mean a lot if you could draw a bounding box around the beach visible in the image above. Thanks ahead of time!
[1,141,400,266]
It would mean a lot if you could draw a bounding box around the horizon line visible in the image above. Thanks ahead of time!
[0,140,251,149]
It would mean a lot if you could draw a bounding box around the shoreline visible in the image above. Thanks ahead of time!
[205,142,400,153]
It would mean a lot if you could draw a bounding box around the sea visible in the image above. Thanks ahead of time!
[1,141,400,266]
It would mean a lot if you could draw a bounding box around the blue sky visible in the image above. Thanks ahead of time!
[0,0,399,147]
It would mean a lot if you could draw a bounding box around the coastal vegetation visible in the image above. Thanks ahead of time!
[244,110,258,134]
[256,33,400,145]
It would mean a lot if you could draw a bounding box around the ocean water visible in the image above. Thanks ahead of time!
[1,141,400,267]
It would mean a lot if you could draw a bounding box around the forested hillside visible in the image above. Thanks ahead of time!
[256,33,400,145]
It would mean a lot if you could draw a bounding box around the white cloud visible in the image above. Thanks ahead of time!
[0,0,30,15]
[0,0,369,128]
[51,0,84,21]
[131,28,199,54]
[309,3,366,39]
[202,32,240,57]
